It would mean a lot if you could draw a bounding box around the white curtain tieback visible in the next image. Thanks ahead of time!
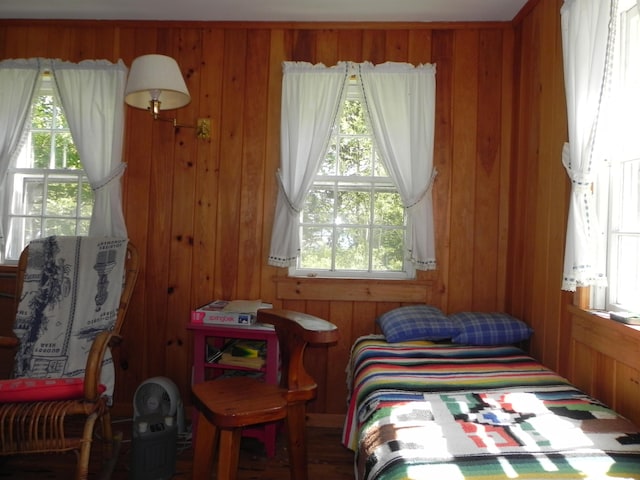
[91,163,127,192]
[275,169,301,214]
[570,179,592,194]
[405,168,438,210]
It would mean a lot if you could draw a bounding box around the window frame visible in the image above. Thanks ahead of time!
[3,73,92,263]
[288,79,414,280]
[591,0,640,313]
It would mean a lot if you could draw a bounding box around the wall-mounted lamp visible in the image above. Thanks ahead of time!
[124,54,210,139]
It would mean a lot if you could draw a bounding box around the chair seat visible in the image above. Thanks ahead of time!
[192,377,287,429]
[191,309,339,480]
[0,377,106,403]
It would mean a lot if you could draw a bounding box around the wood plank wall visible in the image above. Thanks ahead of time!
[0,0,577,418]
[508,0,574,375]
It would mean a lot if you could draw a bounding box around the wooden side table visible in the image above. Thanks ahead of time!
[187,321,280,456]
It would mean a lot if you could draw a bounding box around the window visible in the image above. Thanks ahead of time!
[4,74,92,261]
[290,81,412,279]
[592,0,640,312]
[271,61,436,275]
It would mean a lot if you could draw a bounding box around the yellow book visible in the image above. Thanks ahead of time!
[218,353,265,369]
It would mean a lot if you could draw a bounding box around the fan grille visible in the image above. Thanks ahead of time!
[133,377,180,419]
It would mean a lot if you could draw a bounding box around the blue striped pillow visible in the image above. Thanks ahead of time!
[377,305,459,343]
[450,312,533,345]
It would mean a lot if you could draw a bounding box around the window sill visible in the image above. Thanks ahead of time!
[568,304,640,334]
[273,276,434,303]
[568,304,640,369]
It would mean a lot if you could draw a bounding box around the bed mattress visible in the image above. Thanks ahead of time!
[343,335,640,480]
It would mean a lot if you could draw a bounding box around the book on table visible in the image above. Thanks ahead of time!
[218,353,266,369]
[216,339,267,369]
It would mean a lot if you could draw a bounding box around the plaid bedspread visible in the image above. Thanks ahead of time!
[343,336,640,480]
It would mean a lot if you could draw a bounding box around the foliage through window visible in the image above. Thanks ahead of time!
[592,0,640,312]
[4,74,92,261]
[292,81,411,279]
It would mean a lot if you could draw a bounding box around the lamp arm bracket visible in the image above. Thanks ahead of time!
[151,115,211,140]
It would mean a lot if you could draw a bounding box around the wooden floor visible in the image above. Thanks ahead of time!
[0,420,355,479]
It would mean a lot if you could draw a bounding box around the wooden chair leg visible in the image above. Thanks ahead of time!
[286,402,309,480]
[192,413,219,480]
[76,412,99,480]
[100,411,114,459]
[217,428,242,480]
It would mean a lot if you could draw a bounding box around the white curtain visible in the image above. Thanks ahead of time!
[0,59,41,248]
[359,62,437,270]
[560,0,616,291]
[268,62,348,267]
[53,59,128,237]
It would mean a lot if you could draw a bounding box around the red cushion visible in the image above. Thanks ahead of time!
[0,378,106,403]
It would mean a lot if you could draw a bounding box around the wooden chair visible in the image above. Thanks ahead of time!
[0,238,139,480]
[191,308,339,480]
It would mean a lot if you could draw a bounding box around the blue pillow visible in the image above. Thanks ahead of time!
[450,312,533,345]
[377,305,459,343]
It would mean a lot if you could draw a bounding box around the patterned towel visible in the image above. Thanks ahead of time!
[12,236,129,400]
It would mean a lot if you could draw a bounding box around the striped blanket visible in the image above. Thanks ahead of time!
[343,335,640,480]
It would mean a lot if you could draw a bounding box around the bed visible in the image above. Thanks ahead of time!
[342,309,640,480]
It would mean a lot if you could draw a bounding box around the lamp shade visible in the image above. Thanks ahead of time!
[125,54,191,111]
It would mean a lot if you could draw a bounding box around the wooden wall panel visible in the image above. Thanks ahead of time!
[166,28,203,392]
[474,29,503,312]
[449,29,479,312]
[431,30,454,313]
[509,0,572,376]
[192,27,224,310]
[0,18,533,417]
[239,29,271,300]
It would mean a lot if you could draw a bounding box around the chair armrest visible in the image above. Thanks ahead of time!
[257,309,339,398]
[83,331,121,401]
[0,336,19,349]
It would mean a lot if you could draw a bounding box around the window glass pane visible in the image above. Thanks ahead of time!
[337,190,370,225]
[621,4,639,88]
[6,217,42,259]
[31,132,51,168]
[299,226,332,269]
[55,132,80,169]
[77,219,91,235]
[80,182,94,217]
[339,137,373,176]
[46,180,78,216]
[15,178,44,215]
[620,159,640,231]
[335,227,368,270]
[319,139,337,176]
[340,99,369,135]
[303,187,334,224]
[54,103,68,130]
[372,228,404,271]
[611,235,640,310]
[373,151,389,177]
[43,218,78,237]
[374,191,404,225]
[32,94,53,129]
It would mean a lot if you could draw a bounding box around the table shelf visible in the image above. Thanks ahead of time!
[187,321,280,456]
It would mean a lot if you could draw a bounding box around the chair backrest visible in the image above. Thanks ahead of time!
[11,237,139,393]
[15,240,139,338]
[257,309,338,402]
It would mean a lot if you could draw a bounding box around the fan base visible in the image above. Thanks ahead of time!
[130,414,177,480]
